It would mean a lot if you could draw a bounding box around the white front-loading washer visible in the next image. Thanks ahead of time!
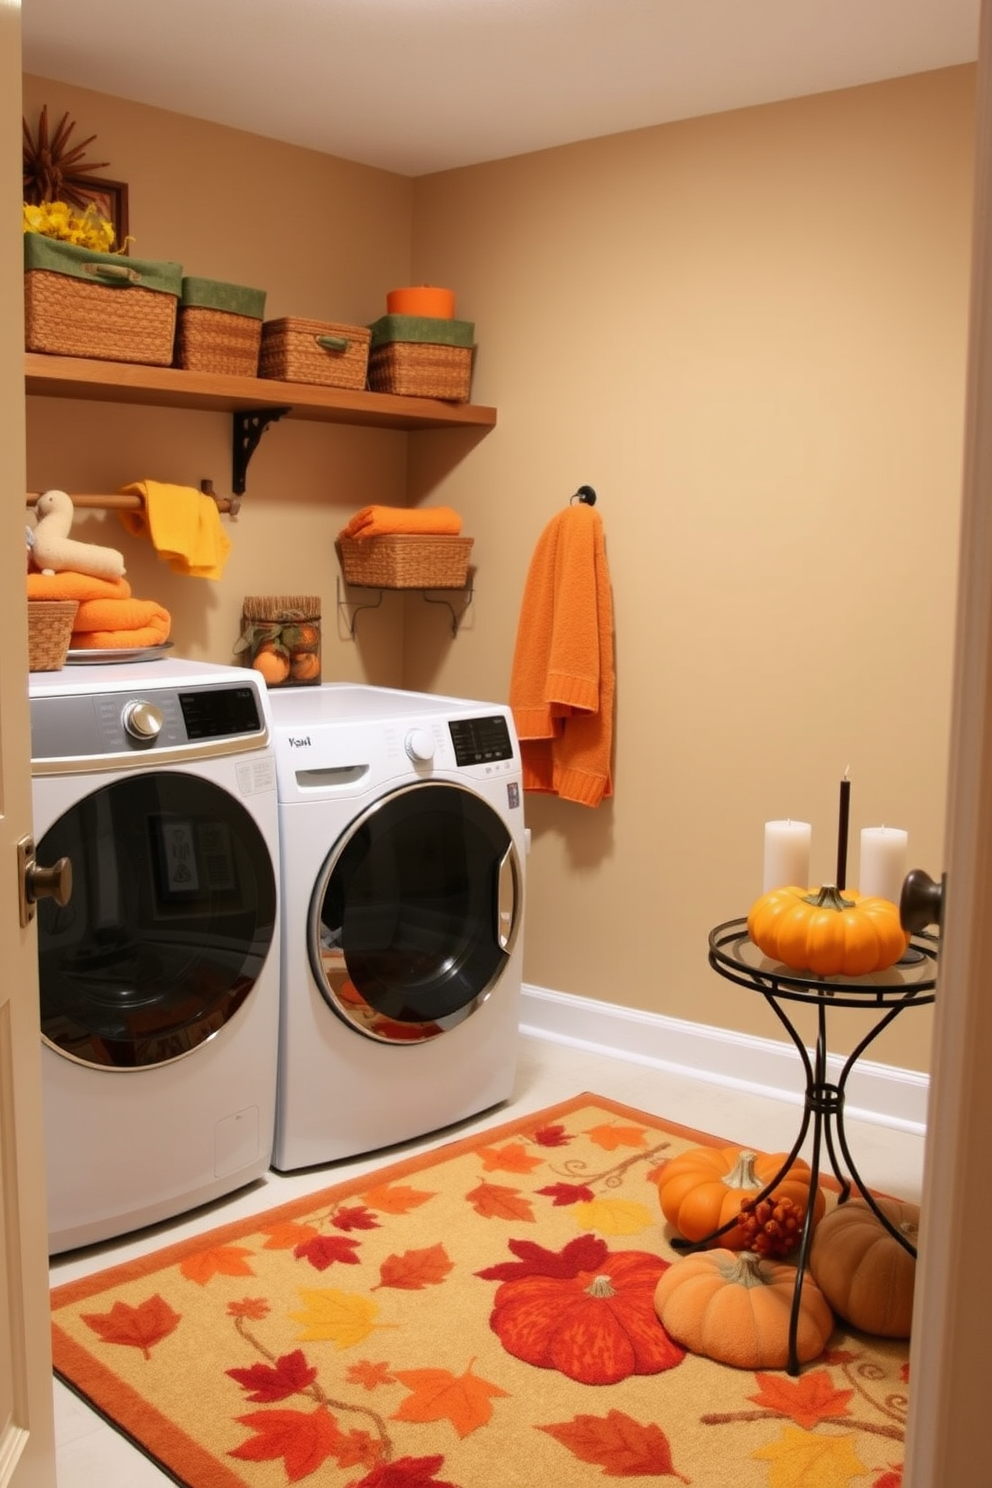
[29,657,281,1253]
[268,684,526,1171]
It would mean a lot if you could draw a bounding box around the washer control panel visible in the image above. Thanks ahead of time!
[448,715,514,767]
[30,683,264,761]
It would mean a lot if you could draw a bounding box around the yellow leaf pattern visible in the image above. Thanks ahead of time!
[571,1198,656,1236]
[288,1288,386,1348]
[751,1425,867,1488]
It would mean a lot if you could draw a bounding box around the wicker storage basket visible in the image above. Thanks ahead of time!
[24,235,182,365]
[258,317,371,389]
[337,534,473,589]
[28,600,78,671]
[367,314,475,402]
[175,277,266,376]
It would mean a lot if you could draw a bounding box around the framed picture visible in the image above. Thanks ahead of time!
[63,175,130,254]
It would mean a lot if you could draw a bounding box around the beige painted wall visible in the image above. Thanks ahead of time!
[23,66,974,1073]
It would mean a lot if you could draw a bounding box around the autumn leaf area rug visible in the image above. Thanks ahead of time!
[50,1093,909,1488]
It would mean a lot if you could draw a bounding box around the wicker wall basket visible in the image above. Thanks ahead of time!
[28,600,78,671]
[337,535,473,589]
[259,317,372,390]
[367,342,473,402]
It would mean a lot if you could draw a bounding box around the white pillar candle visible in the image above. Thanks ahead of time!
[859,826,909,904]
[763,820,812,893]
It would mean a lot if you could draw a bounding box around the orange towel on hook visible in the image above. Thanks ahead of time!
[118,480,231,580]
[339,504,463,540]
[508,501,615,808]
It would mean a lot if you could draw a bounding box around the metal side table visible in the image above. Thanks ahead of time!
[695,919,937,1374]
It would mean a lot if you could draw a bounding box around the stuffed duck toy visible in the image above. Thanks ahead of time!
[29,489,126,580]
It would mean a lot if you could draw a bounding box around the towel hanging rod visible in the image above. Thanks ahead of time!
[26,480,235,515]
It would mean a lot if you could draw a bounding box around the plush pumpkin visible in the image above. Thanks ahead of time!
[654,1144,825,1249]
[747,883,910,976]
[653,1248,835,1369]
[479,1234,685,1384]
[808,1197,918,1338]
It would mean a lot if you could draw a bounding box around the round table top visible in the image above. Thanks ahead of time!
[708,917,938,1009]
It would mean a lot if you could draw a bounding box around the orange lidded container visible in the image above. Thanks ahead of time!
[386,285,455,318]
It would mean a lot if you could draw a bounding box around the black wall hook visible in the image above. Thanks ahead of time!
[571,484,597,505]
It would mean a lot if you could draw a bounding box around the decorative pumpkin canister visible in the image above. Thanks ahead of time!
[808,1196,919,1338]
[747,883,910,976]
[654,1144,825,1250]
[653,1248,835,1369]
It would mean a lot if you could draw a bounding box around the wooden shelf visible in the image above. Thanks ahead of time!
[24,353,498,431]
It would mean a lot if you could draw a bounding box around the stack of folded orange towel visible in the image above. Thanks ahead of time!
[338,505,463,539]
[27,572,172,650]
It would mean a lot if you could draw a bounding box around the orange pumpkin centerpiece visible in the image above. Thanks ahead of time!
[653,1144,825,1251]
[747,883,910,976]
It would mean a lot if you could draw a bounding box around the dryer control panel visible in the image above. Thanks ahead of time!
[448,715,514,767]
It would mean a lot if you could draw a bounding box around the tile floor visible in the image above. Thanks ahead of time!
[49,1031,926,1487]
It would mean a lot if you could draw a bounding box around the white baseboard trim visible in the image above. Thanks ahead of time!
[520,984,929,1135]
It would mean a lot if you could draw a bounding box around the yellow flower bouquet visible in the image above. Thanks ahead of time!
[23,199,118,253]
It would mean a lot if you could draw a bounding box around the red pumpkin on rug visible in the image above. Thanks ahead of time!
[476,1233,685,1384]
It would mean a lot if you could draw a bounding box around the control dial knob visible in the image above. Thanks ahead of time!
[404,727,436,763]
[122,699,164,742]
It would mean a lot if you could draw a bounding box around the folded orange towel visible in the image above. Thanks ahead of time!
[339,505,463,540]
[118,480,232,580]
[28,572,132,603]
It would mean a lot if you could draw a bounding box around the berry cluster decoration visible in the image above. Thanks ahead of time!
[738,1194,805,1258]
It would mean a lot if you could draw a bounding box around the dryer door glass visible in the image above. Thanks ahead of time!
[36,772,277,1069]
[309,781,521,1043]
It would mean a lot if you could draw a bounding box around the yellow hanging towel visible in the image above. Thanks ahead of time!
[118,480,232,580]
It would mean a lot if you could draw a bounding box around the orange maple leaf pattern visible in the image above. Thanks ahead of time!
[260,1221,320,1251]
[180,1245,256,1285]
[361,1183,436,1215]
[374,1243,454,1291]
[80,1294,180,1359]
[475,1141,546,1174]
[464,1181,536,1222]
[391,1360,510,1438]
[538,1409,689,1481]
[582,1122,649,1152]
[749,1369,854,1430]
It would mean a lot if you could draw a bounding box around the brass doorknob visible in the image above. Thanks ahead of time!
[17,835,73,927]
[27,856,73,907]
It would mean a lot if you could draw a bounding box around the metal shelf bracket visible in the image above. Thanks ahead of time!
[232,406,291,496]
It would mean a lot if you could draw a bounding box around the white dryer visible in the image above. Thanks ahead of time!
[29,657,281,1253]
[268,684,526,1170]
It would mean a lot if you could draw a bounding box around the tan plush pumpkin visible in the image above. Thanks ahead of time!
[654,1144,825,1249]
[808,1196,918,1338]
[747,884,910,976]
[653,1248,834,1369]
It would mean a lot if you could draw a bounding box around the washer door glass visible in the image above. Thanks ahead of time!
[309,781,521,1043]
[37,771,277,1069]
